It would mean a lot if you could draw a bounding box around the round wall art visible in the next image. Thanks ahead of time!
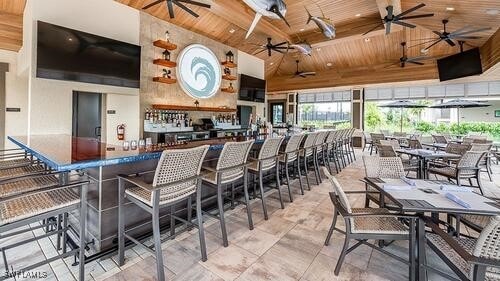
[177,44,222,99]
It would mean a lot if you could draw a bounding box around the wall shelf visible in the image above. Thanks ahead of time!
[153,59,177,68]
[221,61,237,68]
[153,40,177,51]
[153,77,177,84]
[152,104,236,112]
[222,75,237,81]
[221,88,236,93]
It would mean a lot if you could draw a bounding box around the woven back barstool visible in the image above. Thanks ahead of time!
[117,145,209,281]
[377,145,398,157]
[201,140,254,247]
[343,128,356,164]
[0,174,89,281]
[0,148,36,170]
[299,132,318,191]
[248,137,285,220]
[279,134,305,201]
[312,131,329,184]
[369,133,385,155]
[325,130,340,174]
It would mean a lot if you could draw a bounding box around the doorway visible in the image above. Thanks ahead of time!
[269,101,285,125]
[72,91,102,140]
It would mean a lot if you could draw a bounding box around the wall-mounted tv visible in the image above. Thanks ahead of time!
[239,74,266,103]
[437,48,483,82]
[36,21,141,88]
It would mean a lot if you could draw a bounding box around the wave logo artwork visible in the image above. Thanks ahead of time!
[177,44,222,99]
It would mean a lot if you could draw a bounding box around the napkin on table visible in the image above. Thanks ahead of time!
[400,176,416,186]
[383,185,415,191]
[445,192,471,209]
[440,185,472,192]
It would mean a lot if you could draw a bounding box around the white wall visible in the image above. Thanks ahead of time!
[237,50,267,119]
[0,50,29,148]
[21,0,141,142]
[105,94,140,145]
[460,99,500,123]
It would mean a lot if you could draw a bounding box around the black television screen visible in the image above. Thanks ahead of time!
[238,74,266,103]
[36,21,141,88]
[437,48,482,82]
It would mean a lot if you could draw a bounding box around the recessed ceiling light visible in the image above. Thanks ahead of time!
[300,28,305,31]
[68,37,73,41]
[326,62,333,67]
[355,13,361,17]
[364,38,370,42]
[420,48,429,54]
[229,28,236,34]
[486,9,499,15]
[270,62,274,65]
[446,7,455,11]
[316,48,321,51]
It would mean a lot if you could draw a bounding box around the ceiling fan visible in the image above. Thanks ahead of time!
[363,3,434,35]
[418,19,491,51]
[253,37,292,57]
[389,42,429,68]
[293,60,316,78]
[142,0,211,19]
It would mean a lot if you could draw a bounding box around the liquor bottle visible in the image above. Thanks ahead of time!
[145,108,150,121]
[176,119,181,127]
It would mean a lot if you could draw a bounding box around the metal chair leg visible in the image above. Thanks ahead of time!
[275,166,284,209]
[324,211,338,246]
[170,205,176,238]
[285,162,293,202]
[152,205,165,281]
[217,188,228,247]
[118,178,125,266]
[56,214,62,250]
[303,156,311,191]
[62,213,68,254]
[79,183,88,281]
[196,184,207,262]
[296,158,304,195]
[243,170,253,230]
[334,236,350,276]
[259,170,269,220]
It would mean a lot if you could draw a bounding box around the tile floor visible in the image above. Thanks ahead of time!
[3,150,499,281]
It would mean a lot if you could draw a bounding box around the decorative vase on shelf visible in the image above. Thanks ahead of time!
[165,31,170,42]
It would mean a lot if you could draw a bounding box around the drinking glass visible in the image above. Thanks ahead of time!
[146,138,152,147]
[122,141,130,151]
[130,140,138,150]
[138,139,145,149]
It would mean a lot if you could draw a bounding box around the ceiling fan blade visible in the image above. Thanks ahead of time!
[424,39,444,51]
[268,48,272,57]
[142,0,164,9]
[452,35,481,40]
[274,46,291,49]
[408,39,439,48]
[299,74,308,78]
[409,37,439,41]
[167,0,175,18]
[273,48,285,54]
[452,27,491,36]
[350,20,385,30]
[253,49,266,56]
[433,30,443,37]
[397,13,434,20]
[363,23,384,35]
[174,0,200,17]
[407,55,430,61]
[397,3,425,18]
[385,21,391,34]
[302,72,316,76]
[408,61,424,65]
[449,25,473,35]
[273,41,288,47]
[393,21,416,28]
[176,0,210,8]
[386,5,394,18]
[384,62,400,69]
[445,38,456,46]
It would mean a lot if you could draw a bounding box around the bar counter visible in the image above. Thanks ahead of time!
[7,134,267,253]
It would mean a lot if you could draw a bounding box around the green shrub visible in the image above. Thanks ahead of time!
[415,121,434,133]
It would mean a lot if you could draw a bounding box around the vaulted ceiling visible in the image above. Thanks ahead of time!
[1,0,499,91]
[0,0,25,51]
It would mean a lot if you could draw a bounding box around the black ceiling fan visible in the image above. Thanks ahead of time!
[418,19,491,51]
[363,3,434,35]
[253,37,292,57]
[390,42,429,68]
[142,0,211,19]
[293,60,316,78]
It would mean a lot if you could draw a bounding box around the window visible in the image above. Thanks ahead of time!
[271,103,284,125]
[298,102,351,127]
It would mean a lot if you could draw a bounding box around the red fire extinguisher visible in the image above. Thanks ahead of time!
[117,124,126,140]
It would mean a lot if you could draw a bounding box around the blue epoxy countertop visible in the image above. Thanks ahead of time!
[8,135,263,171]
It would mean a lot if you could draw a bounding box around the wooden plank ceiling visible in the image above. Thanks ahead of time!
[2,0,498,91]
[0,0,25,52]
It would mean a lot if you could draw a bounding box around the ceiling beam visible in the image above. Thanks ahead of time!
[267,62,438,92]
[480,27,500,73]
[291,14,385,48]
[0,11,22,51]
[209,0,292,42]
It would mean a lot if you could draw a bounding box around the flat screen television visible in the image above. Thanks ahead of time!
[437,48,482,82]
[239,74,266,103]
[36,21,141,88]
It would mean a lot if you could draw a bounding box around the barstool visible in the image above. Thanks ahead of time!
[312,131,329,184]
[299,132,318,190]
[0,174,88,281]
[117,145,209,281]
[248,137,285,220]
[278,134,305,201]
[0,148,35,170]
[324,130,339,174]
[201,140,254,247]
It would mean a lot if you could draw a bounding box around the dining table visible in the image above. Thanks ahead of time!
[395,148,461,179]
[364,177,500,281]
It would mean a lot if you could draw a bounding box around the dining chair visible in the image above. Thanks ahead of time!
[117,146,209,281]
[363,131,372,152]
[369,133,385,155]
[362,156,405,208]
[322,167,416,278]
[427,151,487,194]
[432,134,448,144]
[424,216,500,281]
[377,144,398,157]
[201,140,254,247]
[469,143,493,182]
